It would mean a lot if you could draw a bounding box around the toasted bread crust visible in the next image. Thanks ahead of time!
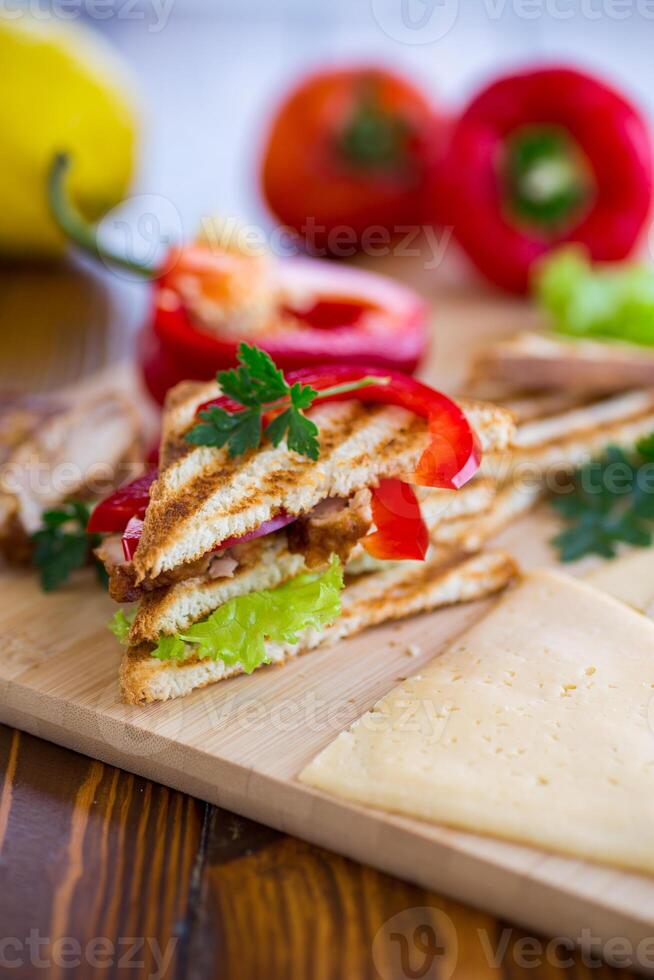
[129,472,528,645]
[120,550,518,704]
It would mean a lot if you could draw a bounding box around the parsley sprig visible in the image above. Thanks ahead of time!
[31,501,105,592]
[185,343,388,460]
[551,435,654,562]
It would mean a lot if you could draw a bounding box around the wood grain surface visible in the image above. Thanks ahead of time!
[0,259,642,979]
[0,726,634,980]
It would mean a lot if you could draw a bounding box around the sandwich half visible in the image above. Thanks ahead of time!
[471,330,654,394]
[0,385,142,562]
[95,379,516,703]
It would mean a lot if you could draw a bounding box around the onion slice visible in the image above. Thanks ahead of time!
[216,513,297,551]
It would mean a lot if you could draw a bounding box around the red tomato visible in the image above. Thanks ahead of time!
[260,66,441,254]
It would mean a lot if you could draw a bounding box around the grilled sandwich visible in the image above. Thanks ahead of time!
[96,379,519,703]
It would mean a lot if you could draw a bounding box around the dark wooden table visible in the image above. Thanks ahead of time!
[0,261,636,979]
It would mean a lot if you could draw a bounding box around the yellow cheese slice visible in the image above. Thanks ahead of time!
[585,548,654,614]
[300,569,654,873]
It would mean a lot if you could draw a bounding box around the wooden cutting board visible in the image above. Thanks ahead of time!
[2,502,654,970]
[1,281,653,973]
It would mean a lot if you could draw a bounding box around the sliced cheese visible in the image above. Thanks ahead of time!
[585,548,654,614]
[300,569,654,874]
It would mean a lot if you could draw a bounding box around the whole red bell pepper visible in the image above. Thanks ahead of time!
[260,66,443,254]
[436,66,653,294]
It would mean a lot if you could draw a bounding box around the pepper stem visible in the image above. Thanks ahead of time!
[338,80,409,172]
[504,126,594,233]
[47,153,156,277]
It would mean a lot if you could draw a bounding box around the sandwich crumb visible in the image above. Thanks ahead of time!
[406,643,422,658]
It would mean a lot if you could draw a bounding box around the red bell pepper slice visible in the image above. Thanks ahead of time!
[199,365,480,492]
[436,66,653,293]
[87,469,158,534]
[364,479,429,561]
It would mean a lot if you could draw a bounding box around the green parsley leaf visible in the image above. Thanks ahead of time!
[30,501,100,592]
[636,433,654,461]
[218,343,289,405]
[185,343,389,462]
[550,436,654,562]
[185,405,262,457]
[288,380,318,411]
[265,408,320,460]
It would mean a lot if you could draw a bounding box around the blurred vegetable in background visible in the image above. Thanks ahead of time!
[0,14,138,258]
[536,246,654,346]
[435,66,653,293]
[260,66,444,255]
[48,156,428,402]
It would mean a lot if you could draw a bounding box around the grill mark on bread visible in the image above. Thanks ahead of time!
[157,402,374,520]
[135,401,423,581]
[132,381,515,583]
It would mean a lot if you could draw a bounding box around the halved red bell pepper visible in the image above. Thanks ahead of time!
[200,365,480,492]
[436,66,653,294]
[47,157,429,405]
[364,479,429,561]
[142,251,428,403]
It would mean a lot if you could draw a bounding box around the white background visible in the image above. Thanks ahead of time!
[95,0,654,238]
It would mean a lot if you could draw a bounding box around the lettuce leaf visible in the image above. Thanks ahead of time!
[151,556,344,673]
[108,607,136,644]
[534,246,654,347]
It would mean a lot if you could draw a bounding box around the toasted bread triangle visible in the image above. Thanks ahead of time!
[133,381,515,584]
